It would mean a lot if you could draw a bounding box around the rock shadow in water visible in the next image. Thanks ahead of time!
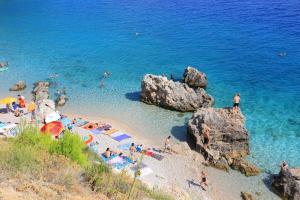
[125,91,140,102]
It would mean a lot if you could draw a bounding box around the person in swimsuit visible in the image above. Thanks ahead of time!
[203,125,210,149]
[164,136,172,153]
[200,171,208,191]
[129,143,137,162]
[280,161,289,171]
[233,93,241,113]
[104,148,111,159]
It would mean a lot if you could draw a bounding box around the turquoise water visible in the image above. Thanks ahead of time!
[0,0,299,172]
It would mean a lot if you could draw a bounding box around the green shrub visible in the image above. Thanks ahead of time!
[50,131,88,167]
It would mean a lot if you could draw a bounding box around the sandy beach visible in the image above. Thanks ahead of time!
[0,104,281,200]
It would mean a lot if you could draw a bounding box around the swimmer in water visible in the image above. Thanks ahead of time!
[0,61,8,68]
[99,79,105,88]
[278,52,287,57]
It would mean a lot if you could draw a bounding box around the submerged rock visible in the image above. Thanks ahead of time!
[55,95,68,107]
[241,191,255,200]
[140,74,214,112]
[0,61,8,68]
[188,107,260,176]
[183,66,208,88]
[272,167,300,200]
[9,81,26,91]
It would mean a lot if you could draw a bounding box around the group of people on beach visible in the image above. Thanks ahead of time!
[4,95,37,121]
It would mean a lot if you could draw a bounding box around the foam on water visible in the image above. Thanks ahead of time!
[0,0,299,172]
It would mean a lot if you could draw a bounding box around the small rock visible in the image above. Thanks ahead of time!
[231,158,260,176]
[9,81,26,91]
[241,191,255,200]
[183,66,208,88]
[55,95,68,107]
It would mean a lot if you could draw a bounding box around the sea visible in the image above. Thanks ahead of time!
[0,0,299,173]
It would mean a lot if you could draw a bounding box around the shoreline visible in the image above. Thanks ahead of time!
[0,89,281,200]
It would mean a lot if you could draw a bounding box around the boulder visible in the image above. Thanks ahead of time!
[140,74,214,112]
[241,192,255,200]
[55,95,68,107]
[272,167,300,200]
[183,66,208,88]
[188,107,259,176]
[9,81,26,91]
[32,81,50,102]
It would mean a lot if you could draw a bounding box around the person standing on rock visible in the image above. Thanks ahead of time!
[203,125,210,149]
[233,93,241,113]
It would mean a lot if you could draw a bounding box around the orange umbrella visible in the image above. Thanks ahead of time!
[40,121,64,137]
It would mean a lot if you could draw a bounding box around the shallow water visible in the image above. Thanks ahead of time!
[0,0,299,172]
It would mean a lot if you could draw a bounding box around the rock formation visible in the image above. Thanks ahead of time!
[32,81,55,121]
[140,74,214,112]
[32,81,50,102]
[9,81,26,91]
[272,167,300,200]
[188,107,260,176]
[183,66,207,88]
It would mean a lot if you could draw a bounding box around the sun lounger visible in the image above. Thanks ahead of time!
[104,129,118,135]
[113,134,131,142]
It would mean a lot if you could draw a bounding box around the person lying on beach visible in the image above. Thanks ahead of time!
[104,148,112,158]
[17,95,26,108]
[200,171,208,191]
[164,136,172,153]
[233,93,241,113]
[12,102,20,117]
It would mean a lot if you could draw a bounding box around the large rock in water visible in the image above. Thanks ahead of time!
[188,107,260,176]
[9,81,26,91]
[140,74,214,112]
[272,168,300,200]
[183,66,208,88]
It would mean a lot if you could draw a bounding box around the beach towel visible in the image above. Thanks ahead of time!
[82,123,98,130]
[152,153,164,161]
[91,127,105,135]
[117,142,132,151]
[104,129,118,135]
[61,118,72,127]
[130,163,153,177]
[113,134,131,142]
[110,131,124,138]
[108,156,123,164]
[101,154,117,162]
[74,119,89,127]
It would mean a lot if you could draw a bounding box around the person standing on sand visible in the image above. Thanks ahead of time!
[203,125,210,149]
[200,171,208,191]
[233,93,241,113]
[27,101,36,122]
[164,136,172,153]
[129,143,137,162]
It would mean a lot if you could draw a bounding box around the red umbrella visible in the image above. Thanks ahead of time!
[40,121,64,137]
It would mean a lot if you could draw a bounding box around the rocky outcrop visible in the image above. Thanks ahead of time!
[272,167,300,200]
[188,107,260,176]
[0,61,8,68]
[140,74,214,112]
[9,81,26,91]
[55,95,68,107]
[32,81,55,121]
[32,81,50,102]
[183,66,207,88]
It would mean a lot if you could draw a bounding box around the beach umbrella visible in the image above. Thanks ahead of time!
[40,121,64,137]
[45,111,61,124]
[0,97,17,105]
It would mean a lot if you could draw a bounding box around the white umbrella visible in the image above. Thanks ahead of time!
[45,111,61,124]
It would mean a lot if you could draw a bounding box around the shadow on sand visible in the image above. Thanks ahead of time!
[125,91,140,102]
[171,124,196,150]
